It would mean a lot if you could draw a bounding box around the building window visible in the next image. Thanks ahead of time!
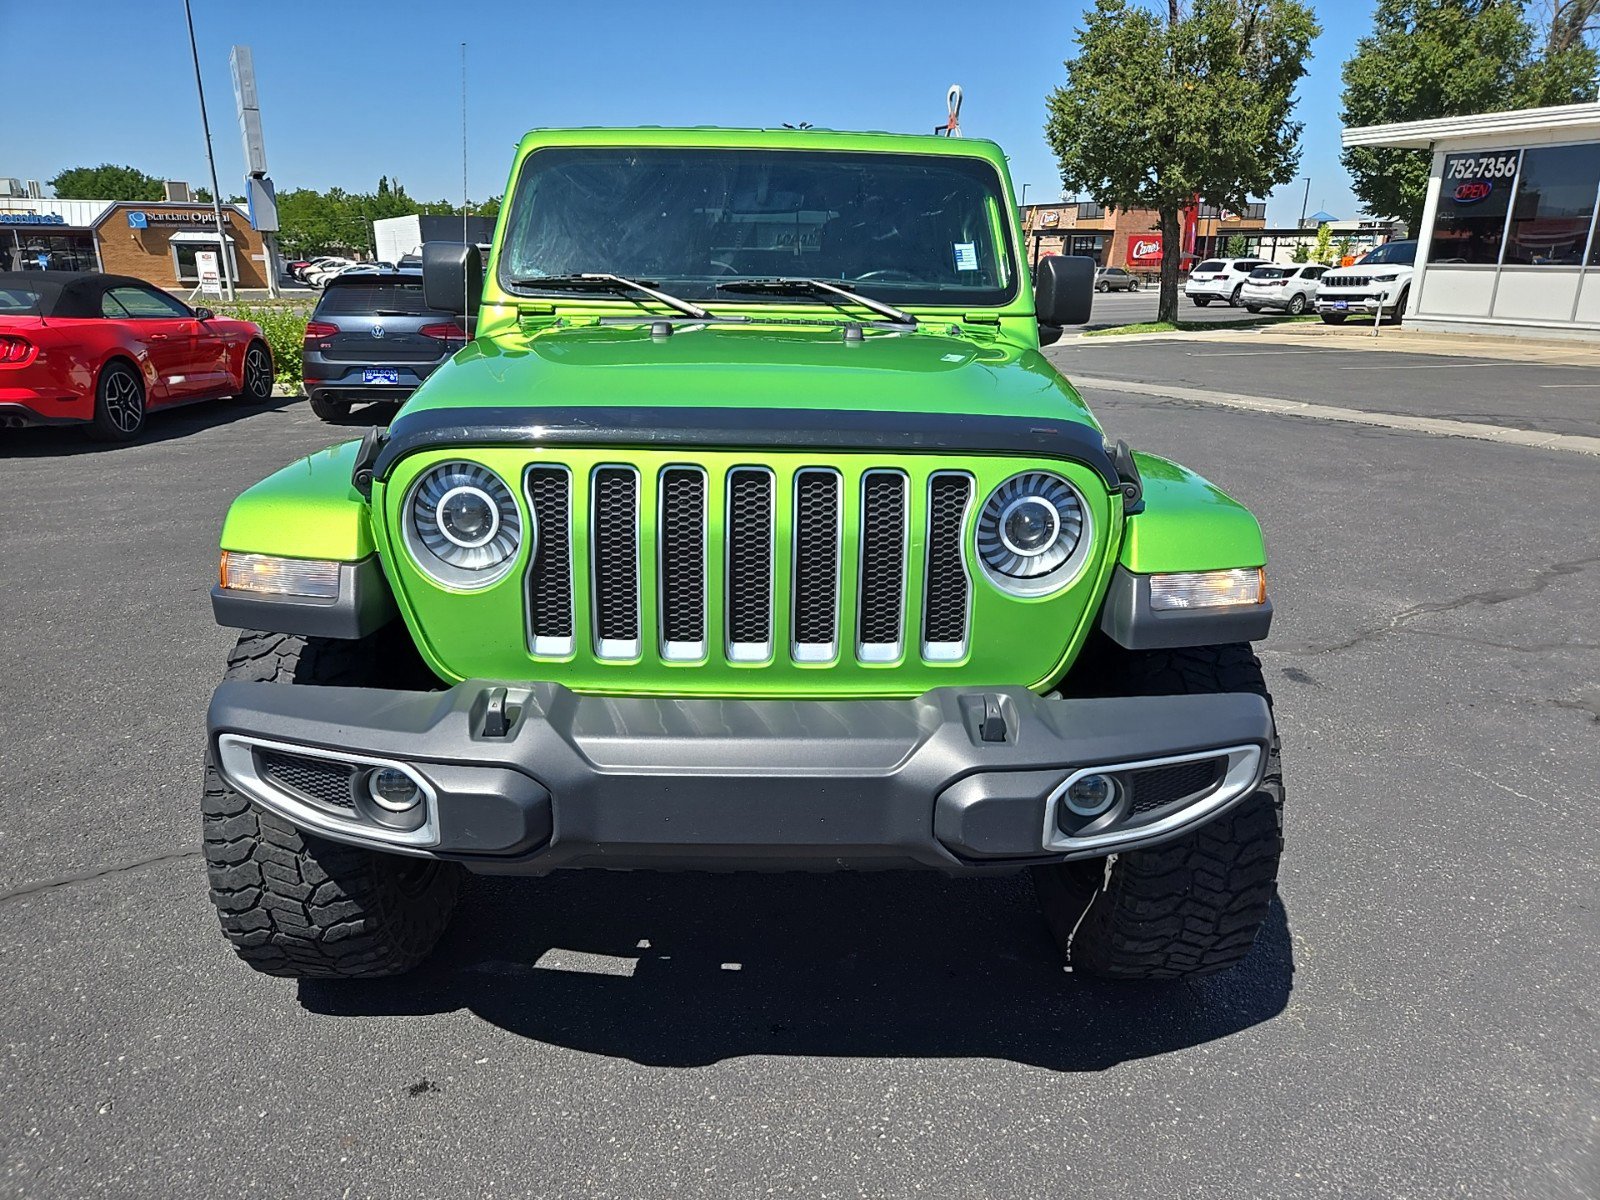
[1075,201,1105,220]
[170,238,239,283]
[1428,150,1520,265]
[1501,143,1600,267]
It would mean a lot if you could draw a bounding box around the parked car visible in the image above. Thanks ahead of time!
[294,256,344,282]
[336,262,401,278]
[1183,257,1268,307]
[301,268,467,421]
[305,258,356,287]
[205,126,1283,986]
[0,271,273,441]
[1094,266,1139,292]
[1314,240,1418,325]
[1239,263,1327,315]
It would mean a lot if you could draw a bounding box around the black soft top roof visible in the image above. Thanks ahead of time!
[0,271,186,319]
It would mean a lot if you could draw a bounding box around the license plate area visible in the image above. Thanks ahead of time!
[363,368,400,385]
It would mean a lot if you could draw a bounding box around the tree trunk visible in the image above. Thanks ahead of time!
[1158,206,1182,325]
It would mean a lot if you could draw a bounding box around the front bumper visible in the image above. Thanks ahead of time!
[208,680,1274,874]
[1316,294,1393,315]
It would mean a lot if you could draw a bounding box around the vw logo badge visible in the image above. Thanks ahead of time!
[371,325,385,339]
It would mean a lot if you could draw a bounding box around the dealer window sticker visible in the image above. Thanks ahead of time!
[953,242,979,272]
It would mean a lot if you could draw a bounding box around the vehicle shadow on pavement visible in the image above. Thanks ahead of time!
[299,871,1294,1070]
[0,394,301,458]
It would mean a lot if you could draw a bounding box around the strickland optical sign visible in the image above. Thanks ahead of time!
[1128,233,1164,265]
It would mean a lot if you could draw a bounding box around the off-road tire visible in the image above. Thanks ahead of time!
[1034,642,1283,981]
[1320,312,1348,325]
[87,359,145,442]
[307,392,351,422]
[202,629,463,978]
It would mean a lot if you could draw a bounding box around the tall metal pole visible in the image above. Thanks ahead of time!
[1298,177,1311,228]
[461,43,469,246]
[185,0,235,301]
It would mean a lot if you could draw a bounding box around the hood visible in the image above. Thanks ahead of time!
[402,321,1101,430]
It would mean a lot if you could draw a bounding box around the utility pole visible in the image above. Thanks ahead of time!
[1298,177,1311,228]
[184,0,235,301]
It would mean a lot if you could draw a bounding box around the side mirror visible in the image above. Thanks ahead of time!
[194,306,215,321]
[422,241,483,320]
[1034,255,1095,328]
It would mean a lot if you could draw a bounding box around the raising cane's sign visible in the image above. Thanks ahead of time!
[1128,234,1164,266]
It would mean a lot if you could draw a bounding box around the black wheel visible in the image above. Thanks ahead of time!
[87,359,146,442]
[1320,312,1348,325]
[1229,284,1244,307]
[307,391,352,422]
[1033,642,1283,981]
[1387,287,1409,325]
[1193,297,1211,307]
[203,630,464,978]
[1287,293,1307,315]
[1245,305,1262,313]
[235,339,274,402]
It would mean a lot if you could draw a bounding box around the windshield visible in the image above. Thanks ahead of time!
[498,146,1018,308]
[1360,240,1416,266]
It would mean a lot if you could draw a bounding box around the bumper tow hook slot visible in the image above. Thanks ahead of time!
[483,687,511,738]
[979,694,1008,743]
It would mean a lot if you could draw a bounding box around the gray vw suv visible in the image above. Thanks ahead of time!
[300,271,466,422]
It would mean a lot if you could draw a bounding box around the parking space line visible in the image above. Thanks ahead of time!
[1336,361,1520,370]
[1539,383,1600,388]
[1070,375,1600,456]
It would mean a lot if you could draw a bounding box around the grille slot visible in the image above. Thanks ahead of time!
[590,466,640,658]
[658,467,707,660]
[857,471,907,661]
[726,468,774,661]
[525,466,573,656]
[922,472,973,660]
[1127,757,1225,817]
[791,468,842,661]
[258,750,357,811]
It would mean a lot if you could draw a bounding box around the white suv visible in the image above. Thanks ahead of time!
[1240,263,1328,315]
[1314,240,1417,325]
[1184,257,1267,307]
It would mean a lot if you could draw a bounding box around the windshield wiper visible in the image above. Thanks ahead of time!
[508,273,710,320]
[715,277,917,327]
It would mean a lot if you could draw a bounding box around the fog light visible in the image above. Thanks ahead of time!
[219,551,340,599]
[1063,772,1119,817]
[1149,567,1266,611]
[367,767,422,812]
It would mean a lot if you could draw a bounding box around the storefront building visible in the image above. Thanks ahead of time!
[0,197,270,290]
[1344,102,1600,337]
[1020,201,1268,270]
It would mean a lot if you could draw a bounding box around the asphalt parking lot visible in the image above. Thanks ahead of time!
[2,341,1597,1199]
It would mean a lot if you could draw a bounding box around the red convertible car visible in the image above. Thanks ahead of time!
[0,271,274,441]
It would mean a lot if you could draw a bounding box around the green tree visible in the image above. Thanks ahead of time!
[1045,0,1320,323]
[48,164,164,201]
[1224,233,1252,257]
[1312,221,1334,264]
[1290,240,1312,263]
[1340,0,1599,232]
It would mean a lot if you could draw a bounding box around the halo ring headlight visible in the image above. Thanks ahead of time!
[403,461,526,588]
[976,471,1092,596]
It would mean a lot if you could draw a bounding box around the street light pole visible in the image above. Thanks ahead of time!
[184,0,235,301]
[1298,177,1311,228]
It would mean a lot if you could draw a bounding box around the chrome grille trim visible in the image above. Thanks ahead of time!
[657,465,708,662]
[791,467,843,664]
[725,467,775,663]
[590,464,641,660]
[856,469,908,664]
[523,464,575,658]
[921,471,974,663]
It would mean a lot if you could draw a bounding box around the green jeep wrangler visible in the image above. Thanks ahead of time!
[204,127,1280,982]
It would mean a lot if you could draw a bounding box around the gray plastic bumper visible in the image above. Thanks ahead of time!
[207,680,1274,874]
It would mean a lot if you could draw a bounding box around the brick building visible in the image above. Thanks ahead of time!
[0,196,270,290]
[1020,200,1269,270]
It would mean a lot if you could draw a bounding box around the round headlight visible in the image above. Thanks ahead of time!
[976,471,1089,595]
[404,461,525,587]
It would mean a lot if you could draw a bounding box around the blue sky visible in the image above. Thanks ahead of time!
[5,0,1371,224]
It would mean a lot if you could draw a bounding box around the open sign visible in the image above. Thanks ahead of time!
[1454,180,1493,204]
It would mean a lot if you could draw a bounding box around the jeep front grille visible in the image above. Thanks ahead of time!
[523,463,974,667]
